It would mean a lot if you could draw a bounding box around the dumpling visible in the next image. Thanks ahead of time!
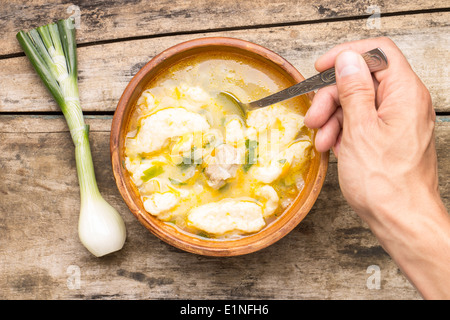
[247,104,304,148]
[255,185,279,217]
[187,199,265,235]
[143,192,178,217]
[126,107,210,156]
[250,140,311,183]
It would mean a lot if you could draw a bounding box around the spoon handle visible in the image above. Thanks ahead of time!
[248,48,388,109]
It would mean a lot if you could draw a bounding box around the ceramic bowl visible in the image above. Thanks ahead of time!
[110,37,328,256]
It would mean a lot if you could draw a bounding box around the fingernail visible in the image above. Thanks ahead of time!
[336,51,361,77]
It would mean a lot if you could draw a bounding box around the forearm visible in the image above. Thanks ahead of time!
[367,188,450,299]
[309,37,448,298]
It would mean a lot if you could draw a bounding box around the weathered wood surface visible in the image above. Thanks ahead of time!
[0,115,448,299]
[1,11,449,113]
[0,0,446,57]
[1,0,449,300]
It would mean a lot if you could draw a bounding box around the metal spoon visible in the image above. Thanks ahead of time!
[220,48,388,116]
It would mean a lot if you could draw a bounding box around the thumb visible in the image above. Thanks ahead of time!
[335,50,377,127]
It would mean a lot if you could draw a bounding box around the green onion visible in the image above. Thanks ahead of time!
[168,178,187,186]
[16,18,126,257]
[141,165,164,182]
[243,139,258,172]
[197,231,211,239]
[177,146,202,170]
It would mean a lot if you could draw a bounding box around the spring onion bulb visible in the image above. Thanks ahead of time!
[16,18,126,257]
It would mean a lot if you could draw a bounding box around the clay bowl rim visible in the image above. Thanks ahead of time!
[110,36,329,257]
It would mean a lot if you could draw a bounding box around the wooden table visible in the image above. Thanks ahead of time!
[0,1,448,300]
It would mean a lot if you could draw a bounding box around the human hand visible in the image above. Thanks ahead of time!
[304,37,450,299]
[305,37,439,223]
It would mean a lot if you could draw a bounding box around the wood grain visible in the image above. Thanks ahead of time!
[0,115,448,299]
[1,0,448,301]
[1,12,448,114]
[0,0,445,56]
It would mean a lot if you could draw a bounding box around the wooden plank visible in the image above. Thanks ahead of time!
[0,115,448,299]
[1,12,448,114]
[0,0,445,57]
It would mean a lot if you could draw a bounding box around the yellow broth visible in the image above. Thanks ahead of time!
[124,51,313,239]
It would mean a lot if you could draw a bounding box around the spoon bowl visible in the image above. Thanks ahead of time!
[219,91,249,118]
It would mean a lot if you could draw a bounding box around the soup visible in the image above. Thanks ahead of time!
[124,51,313,239]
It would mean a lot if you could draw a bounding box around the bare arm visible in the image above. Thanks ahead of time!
[304,37,450,299]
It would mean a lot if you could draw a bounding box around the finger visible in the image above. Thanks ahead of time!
[305,85,340,129]
[331,130,343,158]
[335,50,377,127]
[315,37,415,83]
[314,107,343,152]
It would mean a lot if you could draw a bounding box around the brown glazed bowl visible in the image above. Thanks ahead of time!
[110,37,329,256]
